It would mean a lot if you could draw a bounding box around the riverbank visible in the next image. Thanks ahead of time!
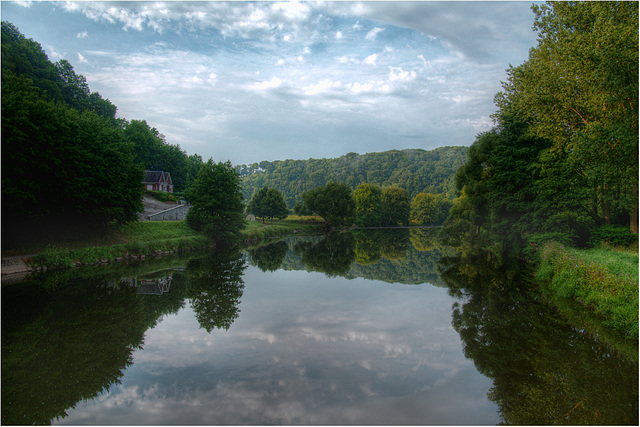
[1,218,323,279]
[536,241,639,340]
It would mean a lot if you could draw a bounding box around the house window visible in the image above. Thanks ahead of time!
[147,185,153,190]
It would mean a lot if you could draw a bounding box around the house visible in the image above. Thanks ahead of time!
[143,170,173,193]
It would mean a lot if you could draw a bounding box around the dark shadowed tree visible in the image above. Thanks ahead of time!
[185,159,245,243]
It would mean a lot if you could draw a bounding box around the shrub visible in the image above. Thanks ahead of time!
[587,224,638,248]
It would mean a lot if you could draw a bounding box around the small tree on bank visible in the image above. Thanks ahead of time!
[381,186,410,226]
[246,187,289,223]
[302,182,355,230]
[410,193,452,225]
[185,159,245,243]
[354,183,382,227]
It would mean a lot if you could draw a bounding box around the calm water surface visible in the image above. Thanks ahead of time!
[2,230,637,425]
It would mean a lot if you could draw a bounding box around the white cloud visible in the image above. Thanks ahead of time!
[303,79,341,96]
[365,27,384,41]
[15,0,537,164]
[363,53,377,66]
[248,77,284,91]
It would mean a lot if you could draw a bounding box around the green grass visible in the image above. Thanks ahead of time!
[537,241,639,340]
[26,218,322,270]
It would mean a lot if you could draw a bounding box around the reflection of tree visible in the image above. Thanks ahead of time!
[409,228,442,252]
[186,248,247,332]
[247,241,288,272]
[440,252,639,425]
[293,232,355,277]
[1,278,156,425]
[354,235,381,265]
[379,228,410,260]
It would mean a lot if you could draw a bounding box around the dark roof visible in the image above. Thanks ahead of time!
[143,170,167,184]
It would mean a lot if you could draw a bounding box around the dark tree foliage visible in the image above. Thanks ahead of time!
[1,22,207,246]
[123,119,196,192]
[185,159,245,243]
[1,70,143,243]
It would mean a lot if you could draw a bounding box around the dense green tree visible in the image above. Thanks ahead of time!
[240,147,468,208]
[410,193,452,225]
[494,1,638,232]
[353,183,382,227]
[381,186,410,226]
[123,119,192,192]
[185,159,245,243]
[1,71,143,243]
[246,187,289,223]
[301,182,356,230]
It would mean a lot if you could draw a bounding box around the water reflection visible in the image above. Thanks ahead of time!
[439,250,639,425]
[1,249,246,425]
[185,247,246,332]
[1,230,637,425]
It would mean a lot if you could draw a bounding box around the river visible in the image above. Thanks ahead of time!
[1,229,637,425]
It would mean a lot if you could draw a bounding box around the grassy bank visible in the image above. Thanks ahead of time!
[536,241,639,340]
[21,218,322,271]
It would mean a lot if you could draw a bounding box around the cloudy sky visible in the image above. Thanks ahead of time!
[2,1,539,165]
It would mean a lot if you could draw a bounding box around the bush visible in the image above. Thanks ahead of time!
[587,224,638,248]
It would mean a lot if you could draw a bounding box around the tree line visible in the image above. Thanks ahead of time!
[441,1,638,254]
[238,147,467,208]
[1,21,204,244]
[246,182,452,230]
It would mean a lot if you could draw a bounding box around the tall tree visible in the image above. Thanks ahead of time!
[494,1,638,232]
[185,159,245,243]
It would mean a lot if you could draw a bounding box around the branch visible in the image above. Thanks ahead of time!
[570,107,589,126]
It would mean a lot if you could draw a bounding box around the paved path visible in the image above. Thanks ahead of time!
[137,195,181,221]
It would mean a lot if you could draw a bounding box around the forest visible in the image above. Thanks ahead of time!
[1,21,202,244]
[237,146,467,208]
[441,1,638,253]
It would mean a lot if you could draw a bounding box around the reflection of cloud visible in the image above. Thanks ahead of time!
[56,268,498,424]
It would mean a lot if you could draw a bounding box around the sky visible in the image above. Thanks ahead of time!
[2,1,540,166]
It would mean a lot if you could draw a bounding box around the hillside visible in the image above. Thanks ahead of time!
[238,146,468,208]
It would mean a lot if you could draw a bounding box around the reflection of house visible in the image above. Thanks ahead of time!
[143,170,173,193]
[138,274,172,295]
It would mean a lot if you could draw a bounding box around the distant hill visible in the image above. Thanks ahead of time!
[238,146,469,208]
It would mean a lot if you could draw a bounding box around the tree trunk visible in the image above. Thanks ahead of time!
[631,206,639,234]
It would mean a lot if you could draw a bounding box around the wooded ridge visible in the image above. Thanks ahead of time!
[238,146,468,208]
